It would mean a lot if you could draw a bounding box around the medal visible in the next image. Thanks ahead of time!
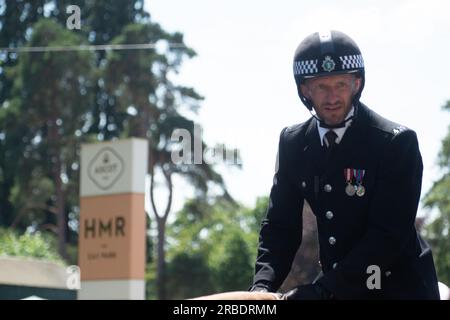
[344,169,356,196]
[346,183,356,196]
[356,184,365,197]
[354,169,366,197]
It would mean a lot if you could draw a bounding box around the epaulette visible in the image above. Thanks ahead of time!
[392,125,407,135]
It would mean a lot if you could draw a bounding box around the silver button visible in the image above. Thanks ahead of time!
[324,184,332,192]
[328,236,336,245]
[301,181,306,188]
[332,262,338,269]
[326,211,334,219]
[385,271,391,277]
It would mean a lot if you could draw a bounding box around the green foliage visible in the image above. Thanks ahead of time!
[13,19,94,125]
[213,229,254,292]
[145,263,157,300]
[2,19,96,259]
[160,197,268,299]
[0,0,160,229]
[240,196,269,235]
[166,252,215,299]
[0,228,64,264]
[423,100,450,285]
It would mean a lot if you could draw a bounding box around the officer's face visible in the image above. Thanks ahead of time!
[300,74,361,126]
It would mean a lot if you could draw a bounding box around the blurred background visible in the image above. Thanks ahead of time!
[0,0,448,299]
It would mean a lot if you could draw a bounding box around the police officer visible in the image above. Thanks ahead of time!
[249,30,440,299]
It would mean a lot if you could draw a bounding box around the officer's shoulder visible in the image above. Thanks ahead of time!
[365,107,415,140]
[282,118,312,140]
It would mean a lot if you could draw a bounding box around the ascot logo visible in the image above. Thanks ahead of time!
[88,147,124,190]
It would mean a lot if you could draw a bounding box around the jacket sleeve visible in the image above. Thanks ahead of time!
[251,127,304,292]
[317,129,423,299]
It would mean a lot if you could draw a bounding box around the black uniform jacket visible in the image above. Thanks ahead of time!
[252,103,440,299]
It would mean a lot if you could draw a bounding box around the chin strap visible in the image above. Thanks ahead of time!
[309,102,359,129]
[309,112,354,129]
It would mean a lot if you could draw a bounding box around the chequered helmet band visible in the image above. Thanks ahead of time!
[294,54,364,76]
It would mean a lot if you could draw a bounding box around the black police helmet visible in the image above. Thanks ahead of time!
[293,30,365,111]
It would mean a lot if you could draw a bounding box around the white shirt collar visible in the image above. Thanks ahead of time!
[317,106,354,146]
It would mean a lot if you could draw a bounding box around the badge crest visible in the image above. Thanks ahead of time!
[322,56,336,72]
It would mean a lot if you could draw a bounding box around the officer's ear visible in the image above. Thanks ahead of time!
[352,76,362,95]
[300,84,311,99]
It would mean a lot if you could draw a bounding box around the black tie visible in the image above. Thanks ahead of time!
[324,130,338,149]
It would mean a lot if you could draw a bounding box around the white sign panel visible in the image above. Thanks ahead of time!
[80,138,148,197]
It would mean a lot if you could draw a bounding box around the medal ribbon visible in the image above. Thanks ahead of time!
[352,169,366,185]
[344,168,353,183]
[353,169,360,185]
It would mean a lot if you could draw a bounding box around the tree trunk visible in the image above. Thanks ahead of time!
[156,216,167,300]
[49,118,67,260]
[150,165,173,300]
[54,159,67,260]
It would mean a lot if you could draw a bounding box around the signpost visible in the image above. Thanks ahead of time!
[78,138,148,300]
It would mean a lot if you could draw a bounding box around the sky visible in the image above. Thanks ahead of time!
[144,0,450,219]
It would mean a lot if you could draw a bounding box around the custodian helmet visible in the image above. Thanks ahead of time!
[293,30,365,111]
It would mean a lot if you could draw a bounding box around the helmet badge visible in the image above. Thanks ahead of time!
[322,56,336,72]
